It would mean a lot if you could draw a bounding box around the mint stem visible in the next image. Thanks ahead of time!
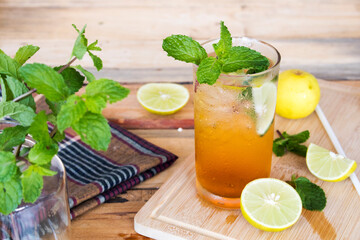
[276,130,284,139]
[13,57,78,103]
[57,57,77,73]
[50,126,58,139]
[14,143,22,158]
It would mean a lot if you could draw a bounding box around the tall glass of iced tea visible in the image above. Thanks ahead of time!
[194,37,281,208]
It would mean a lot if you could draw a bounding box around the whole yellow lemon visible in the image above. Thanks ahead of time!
[276,69,320,119]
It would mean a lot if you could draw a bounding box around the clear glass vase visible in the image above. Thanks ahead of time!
[0,121,71,240]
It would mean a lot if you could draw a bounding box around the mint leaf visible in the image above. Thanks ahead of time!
[21,166,43,203]
[71,24,88,60]
[88,51,103,71]
[14,45,40,66]
[0,125,29,151]
[6,76,36,110]
[0,101,36,126]
[0,178,22,214]
[32,165,57,176]
[162,35,207,65]
[84,78,130,104]
[0,151,17,182]
[20,63,70,101]
[29,111,50,143]
[283,130,310,144]
[293,176,326,211]
[57,95,87,133]
[87,40,102,51]
[72,112,111,151]
[0,53,20,78]
[273,130,310,157]
[213,21,232,58]
[196,57,222,85]
[28,141,58,165]
[0,76,14,102]
[83,94,106,114]
[222,46,270,73]
[54,66,85,94]
[45,99,65,115]
[73,65,95,82]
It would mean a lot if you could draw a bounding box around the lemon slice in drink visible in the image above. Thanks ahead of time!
[306,143,357,182]
[137,83,189,115]
[240,178,302,232]
[252,82,277,136]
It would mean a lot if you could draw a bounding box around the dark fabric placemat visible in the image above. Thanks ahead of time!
[57,122,177,219]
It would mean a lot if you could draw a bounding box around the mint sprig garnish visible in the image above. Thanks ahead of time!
[162,21,270,85]
[273,130,310,157]
[162,35,207,65]
[0,24,129,215]
[289,175,326,211]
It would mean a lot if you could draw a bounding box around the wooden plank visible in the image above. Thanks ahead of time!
[1,39,359,80]
[0,2,359,40]
[134,80,360,239]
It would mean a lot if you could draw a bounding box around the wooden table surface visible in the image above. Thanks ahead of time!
[1,1,359,239]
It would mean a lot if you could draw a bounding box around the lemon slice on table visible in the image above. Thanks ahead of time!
[252,82,277,136]
[137,83,190,115]
[306,143,357,182]
[240,178,302,232]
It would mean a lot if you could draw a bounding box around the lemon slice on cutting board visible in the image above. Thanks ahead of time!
[252,82,277,136]
[306,143,357,182]
[240,178,302,232]
[137,83,190,115]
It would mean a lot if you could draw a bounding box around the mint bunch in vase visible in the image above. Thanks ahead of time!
[0,25,129,238]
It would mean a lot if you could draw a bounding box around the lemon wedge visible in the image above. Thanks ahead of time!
[306,143,357,182]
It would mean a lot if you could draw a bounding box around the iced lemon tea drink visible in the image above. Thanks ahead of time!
[162,22,280,208]
[194,38,280,208]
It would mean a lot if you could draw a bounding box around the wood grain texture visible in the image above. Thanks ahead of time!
[134,81,360,240]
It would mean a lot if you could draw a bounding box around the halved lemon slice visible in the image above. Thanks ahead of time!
[306,143,357,182]
[240,178,302,232]
[252,82,277,136]
[137,83,189,115]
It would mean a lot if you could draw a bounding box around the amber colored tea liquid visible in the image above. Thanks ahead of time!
[194,38,280,208]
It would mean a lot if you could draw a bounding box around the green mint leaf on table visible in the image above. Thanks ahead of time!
[222,46,269,73]
[87,40,102,51]
[291,175,326,211]
[196,57,222,85]
[28,142,58,165]
[0,178,22,215]
[0,151,17,182]
[20,63,70,101]
[73,65,96,82]
[5,76,36,110]
[71,24,88,60]
[57,95,87,133]
[14,45,40,66]
[0,101,36,126]
[71,112,111,151]
[54,66,85,94]
[273,130,310,157]
[0,125,29,151]
[21,166,43,203]
[88,51,103,71]
[162,35,207,65]
[213,21,232,58]
[0,53,20,79]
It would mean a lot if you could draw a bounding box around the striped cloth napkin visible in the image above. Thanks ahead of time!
[58,123,177,219]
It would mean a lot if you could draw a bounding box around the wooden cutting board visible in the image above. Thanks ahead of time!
[134,80,360,240]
